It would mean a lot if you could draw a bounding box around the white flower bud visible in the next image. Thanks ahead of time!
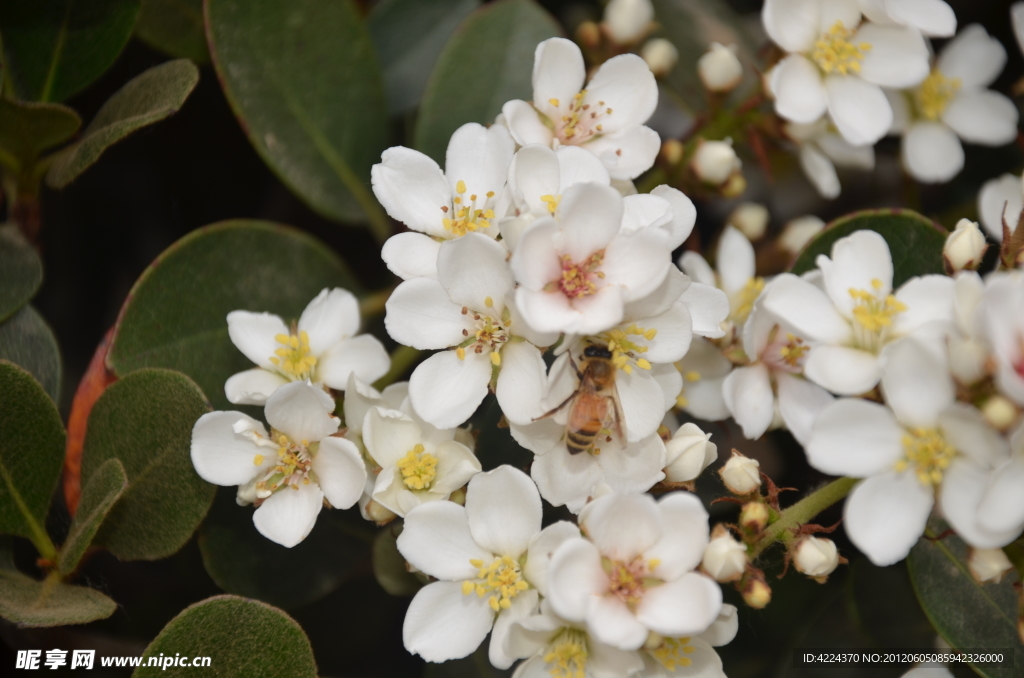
[641,38,678,77]
[968,547,1013,584]
[944,218,988,272]
[365,499,398,525]
[691,139,741,186]
[793,537,840,579]
[664,422,718,482]
[603,0,654,44]
[982,395,1019,431]
[236,477,259,506]
[729,202,769,241]
[948,336,989,385]
[697,42,742,92]
[739,501,770,533]
[779,216,825,255]
[742,578,771,609]
[720,450,761,495]
[702,527,748,582]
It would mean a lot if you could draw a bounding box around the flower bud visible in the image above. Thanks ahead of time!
[576,20,601,48]
[778,216,825,255]
[968,547,1013,584]
[702,526,748,582]
[742,577,771,609]
[948,336,989,385]
[603,0,654,44]
[739,501,770,534]
[720,450,761,495]
[729,202,769,241]
[697,42,742,92]
[365,499,398,525]
[661,139,684,166]
[944,218,988,272]
[641,38,679,77]
[664,422,718,482]
[720,172,746,198]
[691,139,741,186]
[793,537,840,579]
[982,395,1019,431]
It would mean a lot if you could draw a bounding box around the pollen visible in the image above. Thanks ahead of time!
[604,555,662,606]
[540,194,562,214]
[779,333,809,367]
[484,296,493,308]
[553,89,611,145]
[554,251,605,299]
[253,454,264,466]
[543,629,588,678]
[443,179,496,236]
[731,277,765,324]
[896,428,956,486]
[269,330,317,379]
[598,324,654,374]
[461,555,530,612]
[396,444,439,490]
[914,69,961,121]
[811,21,871,76]
[456,347,466,360]
[685,370,701,382]
[848,279,907,351]
[548,98,560,107]
[490,351,501,366]
[650,636,695,671]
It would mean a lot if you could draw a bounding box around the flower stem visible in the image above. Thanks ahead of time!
[373,345,423,390]
[359,285,395,319]
[751,477,857,558]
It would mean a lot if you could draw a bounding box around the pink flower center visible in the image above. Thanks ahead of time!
[606,556,654,606]
[546,251,605,299]
[552,90,613,145]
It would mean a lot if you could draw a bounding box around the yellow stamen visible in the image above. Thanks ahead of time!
[811,21,871,75]
[898,428,955,487]
[269,330,317,379]
[461,555,530,612]
[914,69,961,120]
[543,629,588,678]
[396,444,438,490]
[253,454,264,466]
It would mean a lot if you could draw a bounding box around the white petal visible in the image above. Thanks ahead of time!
[315,334,391,390]
[821,229,893,317]
[581,125,661,180]
[385,277,473,350]
[937,24,1006,89]
[940,403,1009,468]
[825,75,893,146]
[532,38,586,122]
[699,604,739,646]
[680,282,730,338]
[891,274,955,337]
[621,193,672,235]
[943,91,1019,145]
[817,132,875,169]
[510,144,561,214]
[762,0,820,53]
[496,341,549,426]
[819,0,862,31]
[190,411,268,486]
[678,252,715,287]
[224,368,288,406]
[408,350,491,430]
[466,466,542,559]
[941,458,1024,548]
[547,537,609,622]
[800,143,840,199]
[226,311,288,369]
[589,641,647,678]
[583,493,663,561]
[445,123,515,202]
[881,338,954,428]
[371,146,451,237]
[558,183,623,261]
[722,364,775,441]
[1014,4,1024,65]
[646,492,710,579]
[524,521,581,597]
[594,434,667,496]
[618,367,669,442]
[844,470,933,566]
[716,226,755,298]
[298,288,360,355]
[856,24,930,88]
[773,55,828,124]
[437,232,514,313]
[901,121,964,183]
[313,437,366,509]
[381,232,441,280]
[363,407,423,467]
[557,145,611,192]
[624,266,691,321]
[429,440,482,494]
[530,445,606,512]
[489,589,540,669]
[651,185,696,249]
[977,456,1024,535]
[253,483,324,548]
[602,228,671,302]
[762,274,852,344]
[398,501,492,580]
[808,398,904,476]
[639,302,693,363]
[636,572,722,638]
[977,173,1022,240]
[584,53,658,132]
[885,0,956,37]
[403,581,494,662]
[805,344,883,395]
[265,381,339,442]
[587,594,649,651]
[776,373,834,446]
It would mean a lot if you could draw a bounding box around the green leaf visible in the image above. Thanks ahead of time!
[135,0,208,64]
[0,570,117,627]
[0,97,81,171]
[57,458,127,575]
[46,59,200,189]
[790,209,948,287]
[106,220,359,411]
[0,305,62,403]
[0,225,43,321]
[414,0,561,164]
[372,521,422,597]
[206,0,389,227]
[134,595,318,678]
[0,0,142,102]
[0,361,65,545]
[367,0,479,115]
[198,487,371,610]
[907,521,1024,678]
[81,368,213,560]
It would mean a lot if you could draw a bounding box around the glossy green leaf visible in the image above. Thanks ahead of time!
[372,521,422,597]
[0,305,62,403]
[46,59,200,189]
[81,368,213,560]
[134,595,318,678]
[790,209,948,287]
[0,570,117,627]
[367,0,479,115]
[57,458,127,575]
[198,487,371,610]
[135,0,208,64]
[907,521,1024,678]
[206,0,389,225]
[414,0,561,164]
[0,361,65,542]
[0,0,141,102]
[0,225,43,321]
[106,220,359,411]
[0,98,80,170]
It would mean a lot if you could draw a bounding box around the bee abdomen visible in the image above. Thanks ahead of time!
[566,428,598,454]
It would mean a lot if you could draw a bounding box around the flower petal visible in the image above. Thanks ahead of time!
[531,445,606,512]
[524,521,581,597]
[371,146,451,236]
[227,311,289,369]
[532,38,586,122]
[885,0,956,37]
[316,334,391,390]
[509,144,561,214]
[581,125,661,180]
[977,173,1022,240]
[618,367,669,442]
[821,229,893,317]
[940,403,1009,468]
[409,349,492,430]
[298,288,360,355]
[381,231,441,280]
[264,381,339,442]
[941,458,1023,548]
[717,226,755,299]
[722,364,775,441]
[466,465,542,559]
[385,277,474,350]
[584,53,658,132]
[650,185,696,249]
[680,282,729,338]
[804,345,883,395]
[489,588,540,669]
[602,228,672,302]
[776,373,834,446]
[773,54,828,124]
[825,75,893,146]
[844,470,933,566]
[856,24,930,88]
[511,218,562,291]
[639,302,693,363]
[892,274,955,337]
[398,501,492,580]
[363,407,423,467]
[496,341,549,426]
[403,581,494,662]
[547,537,609,622]
[762,0,820,53]
[558,183,624,261]
[635,572,723,638]
[942,91,1019,146]
[438,233,514,314]
[762,274,852,344]
[595,434,667,496]
[190,411,268,486]
[808,398,904,476]
[937,24,1006,90]
[646,492,710,579]
[977,456,1024,535]
[800,143,840,199]
[313,436,366,509]
[881,337,954,428]
[224,368,288,406]
[445,122,515,202]
[587,593,649,651]
[503,99,556,147]
[901,121,964,183]
[582,493,662,561]
[253,482,324,548]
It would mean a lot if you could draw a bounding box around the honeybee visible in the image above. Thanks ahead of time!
[536,344,625,454]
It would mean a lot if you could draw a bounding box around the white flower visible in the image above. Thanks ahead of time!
[729,202,769,241]
[397,466,578,667]
[642,39,679,78]
[675,338,733,422]
[547,492,721,651]
[719,451,761,495]
[701,528,747,582]
[968,547,1014,583]
[857,0,956,38]
[763,230,954,395]
[664,423,718,483]
[679,225,762,328]
[373,123,515,280]
[895,25,1016,184]
[698,43,743,92]
[793,536,840,578]
[977,173,1023,241]
[763,0,931,145]
[639,604,737,678]
[943,219,988,272]
[362,407,481,517]
[190,381,367,547]
[604,0,654,44]
[511,183,672,336]
[689,139,741,186]
[1014,3,1024,56]
[502,38,660,180]
[979,272,1024,405]
[385,232,555,429]
[779,216,826,256]
[947,272,990,386]
[784,116,874,199]
[224,288,390,405]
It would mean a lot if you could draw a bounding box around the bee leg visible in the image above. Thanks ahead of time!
[568,352,583,380]
[535,392,576,421]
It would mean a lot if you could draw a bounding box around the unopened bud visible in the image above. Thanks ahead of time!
[702,526,748,582]
[729,202,769,241]
[793,537,840,580]
[698,42,743,92]
[944,218,988,272]
[448,487,467,506]
[236,478,259,506]
[982,395,1019,431]
[739,501,770,534]
[576,20,601,48]
[779,216,825,255]
[365,499,398,525]
[948,336,989,385]
[720,450,761,495]
[664,422,718,482]
[742,577,771,609]
[720,171,746,198]
[661,139,684,166]
[691,139,741,186]
[641,38,678,77]
[603,0,654,44]
[968,547,1013,584]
